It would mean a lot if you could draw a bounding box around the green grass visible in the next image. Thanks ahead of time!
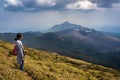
[0,40,120,80]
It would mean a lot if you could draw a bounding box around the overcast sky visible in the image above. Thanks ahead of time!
[0,0,120,32]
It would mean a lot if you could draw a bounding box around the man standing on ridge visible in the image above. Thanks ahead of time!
[14,33,25,71]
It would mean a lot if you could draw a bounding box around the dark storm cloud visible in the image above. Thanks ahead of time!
[3,0,120,11]
[91,0,120,8]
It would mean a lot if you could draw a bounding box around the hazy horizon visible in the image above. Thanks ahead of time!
[0,0,120,33]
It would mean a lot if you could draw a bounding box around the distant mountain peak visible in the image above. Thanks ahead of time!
[61,21,72,25]
[46,21,84,32]
[61,21,78,26]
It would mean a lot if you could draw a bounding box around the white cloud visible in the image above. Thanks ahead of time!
[112,3,120,8]
[66,0,97,10]
[4,0,23,7]
[4,0,56,10]
[36,0,56,7]
[4,3,8,7]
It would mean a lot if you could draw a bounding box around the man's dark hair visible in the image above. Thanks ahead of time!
[16,33,22,40]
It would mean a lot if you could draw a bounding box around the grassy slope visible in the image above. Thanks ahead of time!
[0,40,120,80]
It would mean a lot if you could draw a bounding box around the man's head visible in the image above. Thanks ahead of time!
[16,33,23,40]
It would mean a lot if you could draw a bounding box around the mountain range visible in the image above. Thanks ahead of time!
[0,22,120,69]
